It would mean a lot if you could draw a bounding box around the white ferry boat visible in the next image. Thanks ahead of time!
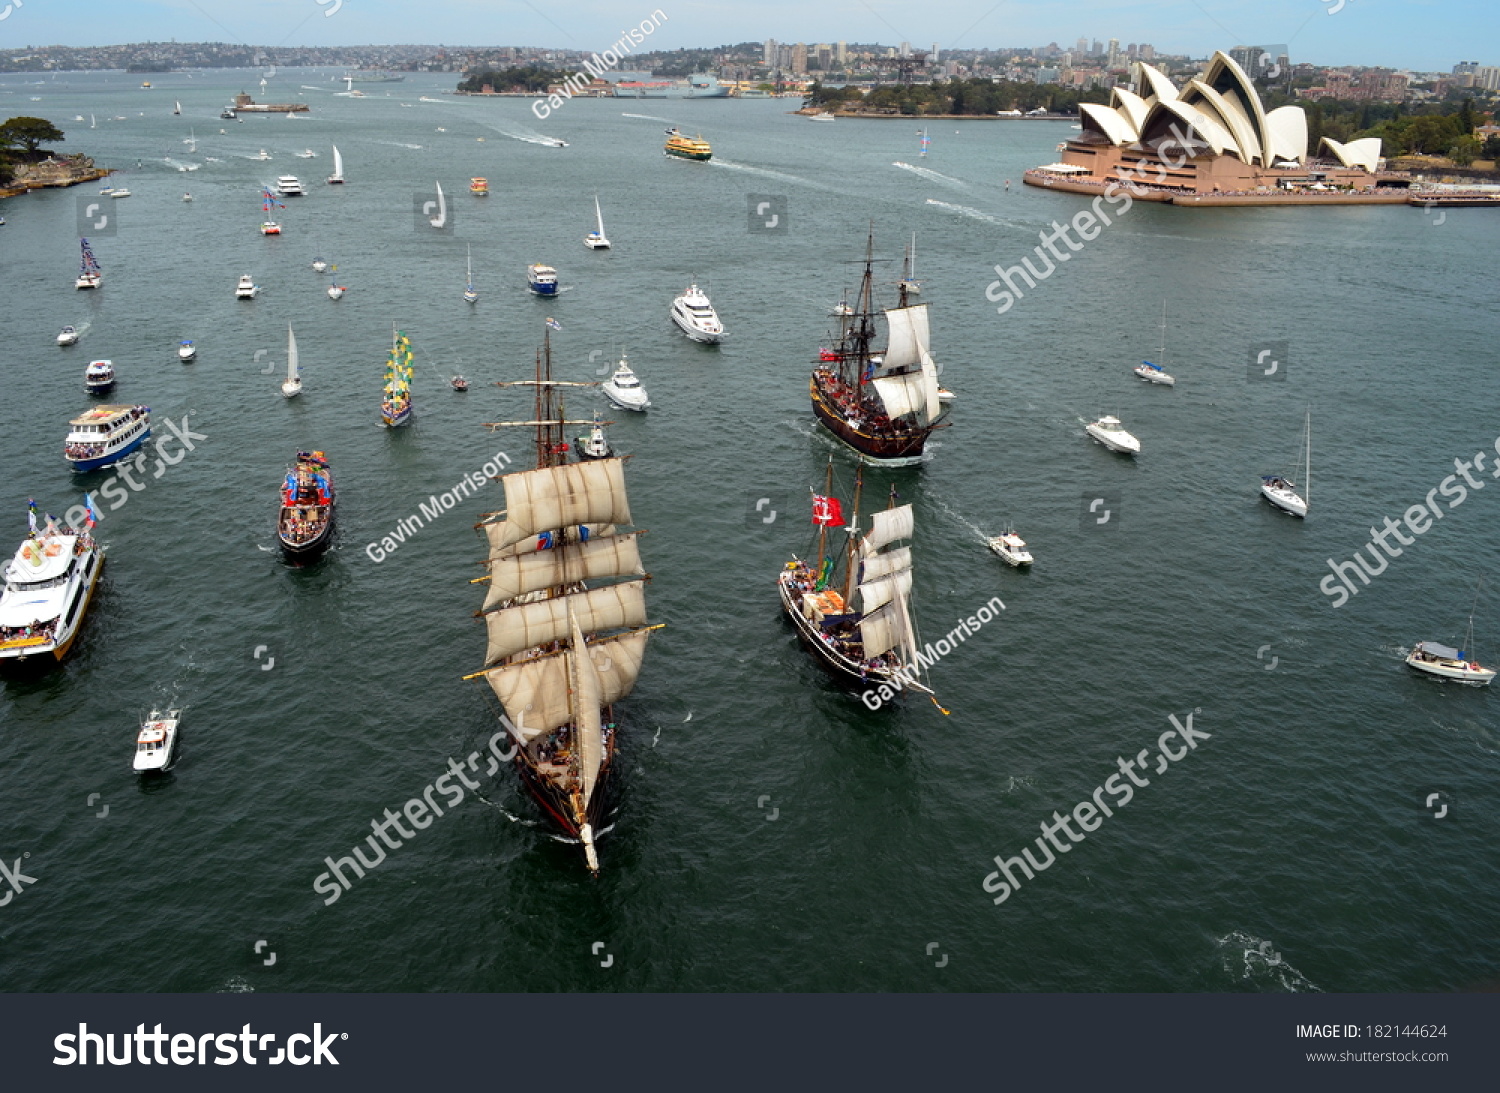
[276,174,307,196]
[0,517,105,665]
[64,403,151,472]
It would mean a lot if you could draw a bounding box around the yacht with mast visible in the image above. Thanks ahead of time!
[259,189,284,235]
[464,245,478,304]
[281,324,302,397]
[1261,410,1310,517]
[0,504,105,666]
[1406,579,1494,684]
[327,145,345,184]
[75,238,102,290]
[1134,302,1176,385]
[470,319,657,874]
[381,329,414,426]
[585,195,610,249]
[899,232,921,296]
[778,462,939,704]
[809,230,948,465]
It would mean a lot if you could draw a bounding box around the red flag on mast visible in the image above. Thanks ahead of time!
[811,495,845,527]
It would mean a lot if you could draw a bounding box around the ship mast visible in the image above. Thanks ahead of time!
[840,228,880,392]
[842,465,864,606]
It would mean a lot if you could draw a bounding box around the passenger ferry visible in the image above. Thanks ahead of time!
[664,128,712,161]
[469,177,489,195]
[0,515,105,665]
[64,404,151,472]
[527,263,559,296]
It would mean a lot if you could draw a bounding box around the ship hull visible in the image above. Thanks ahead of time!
[777,569,906,695]
[513,721,618,840]
[277,513,334,557]
[809,374,932,466]
[382,405,413,427]
[0,547,103,667]
[67,429,149,473]
[664,146,712,161]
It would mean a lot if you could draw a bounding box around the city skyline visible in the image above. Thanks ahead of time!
[0,0,1490,73]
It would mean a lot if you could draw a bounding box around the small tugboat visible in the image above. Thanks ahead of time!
[65,404,150,471]
[84,360,116,394]
[132,709,181,772]
[670,283,725,343]
[57,326,81,347]
[1085,415,1140,455]
[0,503,105,666]
[277,450,335,557]
[236,274,260,299]
[987,528,1034,567]
[601,355,649,411]
[527,263,559,296]
[574,409,614,460]
[178,339,196,362]
[451,375,469,392]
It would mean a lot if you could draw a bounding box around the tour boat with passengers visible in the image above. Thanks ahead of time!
[277,450,335,557]
[64,404,150,472]
[0,508,105,666]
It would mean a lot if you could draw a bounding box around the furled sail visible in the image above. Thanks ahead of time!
[488,460,633,551]
[484,521,615,560]
[483,534,642,610]
[482,630,651,741]
[484,581,646,666]
[864,504,914,553]
[880,304,930,371]
[570,617,605,803]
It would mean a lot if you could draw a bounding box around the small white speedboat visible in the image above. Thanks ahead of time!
[937,386,955,403]
[1133,361,1175,386]
[235,274,259,299]
[133,709,181,772]
[1086,415,1140,454]
[109,188,132,198]
[670,283,725,343]
[311,257,327,273]
[251,149,272,161]
[178,339,196,362]
[987,530,1033,566]
[602,355,650,411]
[1405,642,1495,684]
[181,192,193,202]
[57,326,80,346]
[327,283,346,300]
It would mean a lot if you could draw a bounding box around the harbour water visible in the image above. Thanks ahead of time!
[1,68,1498,993]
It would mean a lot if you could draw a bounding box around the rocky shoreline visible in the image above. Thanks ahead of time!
[0,154,113,200]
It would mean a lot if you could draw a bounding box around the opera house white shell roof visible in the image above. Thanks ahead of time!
[1319,136,1384,172]
[1078,51,1317,169]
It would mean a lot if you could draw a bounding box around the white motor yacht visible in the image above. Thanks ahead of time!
[1085,415,1140,454]
[602,355,650,411]
[275,174,306,197]
[57,326,81,346]
[178,340,196,362]
[236,274,259,299]
[133,709,181,772]
[987,530,1034,567]
[670,284,725,343]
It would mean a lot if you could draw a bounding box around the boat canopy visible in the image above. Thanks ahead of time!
[1415,641,1463,660]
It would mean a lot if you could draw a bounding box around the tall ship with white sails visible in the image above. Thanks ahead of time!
[810,230,949,465]
[469,321,656,873]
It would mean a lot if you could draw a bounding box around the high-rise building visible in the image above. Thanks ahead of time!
[1091,39,1102,56]
[1452,60,1478,75]
[1139,44,1155,61]
[816,44,832,70]
[791,43,808,75]
[836,41,847,66]
[900,41,911,57]
[932,43,940,63]
[763,39,777,67]
[1106,38,1120,67]
[1076,36,1089,55]
[1475,66,1500,91]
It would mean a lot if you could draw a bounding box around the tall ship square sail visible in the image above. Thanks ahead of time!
[468,322,657,873]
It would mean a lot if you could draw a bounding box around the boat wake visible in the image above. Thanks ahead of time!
[621,111,673,122]
[481,122,565,147]
[299,85,326,91]
[418,96,451,104]
[922,488,994,546]
[924,198,1015,227]
[893,161,968,188]
[162,157,199,172]
[1216,931,1320,992]
[709,158,815,189]
[370,139,424,150]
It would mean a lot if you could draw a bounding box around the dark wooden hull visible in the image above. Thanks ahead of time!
[512,718,618,846]
[277,508,334,557]
[809,374,935,466]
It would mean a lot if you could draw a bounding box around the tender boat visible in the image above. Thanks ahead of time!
[602,355,649,410]
[1085,415,1141,454]
[178,339,196,362]
[275,174,306,196]
[0,511,105,665]
[64,403,150,472]
[574,409,614,460]
[57,326,81,347]
[133,709,181,772]
[236,274,260,299]
[1406,642,1495,684]
[469,177,489,195]
[670,283,725,343]
[664,128,712,161]
[987,530,1034,567]
[451,375,469,392]
[182,192,193,202]
[585,194,610,249]
[84,360,116,394]
[277,450,335,557]
[109,188,131,199]
[527,263,559,296]
[312,256,327,272]
[1261,410,1310,518]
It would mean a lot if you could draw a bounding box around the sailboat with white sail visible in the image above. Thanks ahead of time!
[585,194,610,249]
[281,324,302,397]
[1261,409,1310,518]
[327,144,344,184]
[469,320,657,873]
[463,244,477,304]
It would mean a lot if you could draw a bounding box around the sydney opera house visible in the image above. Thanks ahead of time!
[1026,51,1398,204]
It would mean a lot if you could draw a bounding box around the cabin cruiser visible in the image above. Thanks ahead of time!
[178,340,196,362]
[602,355,649,410]
[56,326,80,347]
[84,360,115,393]
[236,274,260,299]
[133,709,181,772]
[527,264,558,296]
[1405,642,1495,684]
[987,530,1033,567]
[251,149,272,160]
[670,284,725,343]
[0,520,105,665]
[1085,415,1140,455]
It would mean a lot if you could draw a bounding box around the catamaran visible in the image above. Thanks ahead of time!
[0,504,105,666]
[464,245,478,304]
[1261,410,1310,518]
[1406,579,1495,684]
[1134,302,1176,386]
[281,324,302,397]
[327,144,344,184]
[259,189,284,235]
[471,319,657,873]
[75,238,102,290]
[381,329,414,426]
[778,461,940,704]
[277,450,335,557]
[585,194,611,249]
[810,230,948,465]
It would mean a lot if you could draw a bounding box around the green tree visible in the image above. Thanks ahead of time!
[1448,135,1481,166]
[0,116,65,157]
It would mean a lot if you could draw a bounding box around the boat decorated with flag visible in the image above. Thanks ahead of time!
[810,230,950,465]
[381,329,414,426]
[75,238,102,290]
[778,461,939,706]
[277,450,335,557]
[259,189,285,235]
[467,317,657,874]
[0,500,105,665]
[64,404,150,472]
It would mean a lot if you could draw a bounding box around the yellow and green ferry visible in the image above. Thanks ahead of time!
[664,128,712,161]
